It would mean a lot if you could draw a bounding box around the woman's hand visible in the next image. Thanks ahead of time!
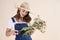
[30,28,35,35]
[11,30,19,35]
[6,28,19,36]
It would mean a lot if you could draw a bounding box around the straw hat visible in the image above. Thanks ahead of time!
[17,2,30,11]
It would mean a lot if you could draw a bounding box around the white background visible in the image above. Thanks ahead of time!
[0,0,60,40]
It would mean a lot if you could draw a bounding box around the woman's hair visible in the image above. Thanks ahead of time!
[14,8,31,23]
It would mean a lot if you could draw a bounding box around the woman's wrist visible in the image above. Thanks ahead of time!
[11,30,19,35]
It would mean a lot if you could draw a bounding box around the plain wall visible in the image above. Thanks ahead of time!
[0,0,60,40]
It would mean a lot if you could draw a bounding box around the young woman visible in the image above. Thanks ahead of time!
[6,2,34,40]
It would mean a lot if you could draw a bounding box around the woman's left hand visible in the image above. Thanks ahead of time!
[30,28,35,35]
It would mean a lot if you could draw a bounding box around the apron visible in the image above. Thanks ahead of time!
[11,17,32,40]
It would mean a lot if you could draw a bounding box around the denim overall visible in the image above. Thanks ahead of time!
[11,17,32,40]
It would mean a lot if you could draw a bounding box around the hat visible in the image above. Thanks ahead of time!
[18,2,30,11]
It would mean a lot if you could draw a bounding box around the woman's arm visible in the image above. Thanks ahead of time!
[6,28,12,36]
[27,23,35,35]
[6,28,19,37]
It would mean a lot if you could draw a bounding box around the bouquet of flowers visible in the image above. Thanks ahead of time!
[20,15,46,35]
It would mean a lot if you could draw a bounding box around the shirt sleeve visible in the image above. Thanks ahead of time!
[7,18,14,30]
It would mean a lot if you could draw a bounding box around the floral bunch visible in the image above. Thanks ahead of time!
[19,15,46,35]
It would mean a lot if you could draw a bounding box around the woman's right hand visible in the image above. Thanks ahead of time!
[6,28,19,36]
[11,30,19,35]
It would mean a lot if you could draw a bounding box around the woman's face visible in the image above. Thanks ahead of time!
[20,8,29,17]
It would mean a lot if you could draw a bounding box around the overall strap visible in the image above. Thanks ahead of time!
[11,17,15,23]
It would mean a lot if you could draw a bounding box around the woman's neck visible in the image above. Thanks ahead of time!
[18,17,24,22]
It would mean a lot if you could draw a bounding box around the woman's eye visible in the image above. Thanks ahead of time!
[22,9,30,13]
[26,11,29,13]
[22,10,25,12]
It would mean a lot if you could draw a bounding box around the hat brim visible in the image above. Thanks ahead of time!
[18,6,30,11]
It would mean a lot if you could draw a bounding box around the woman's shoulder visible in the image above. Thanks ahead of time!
[27,22,32,26]
[8,17,16,23]
[10,17,17,23]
